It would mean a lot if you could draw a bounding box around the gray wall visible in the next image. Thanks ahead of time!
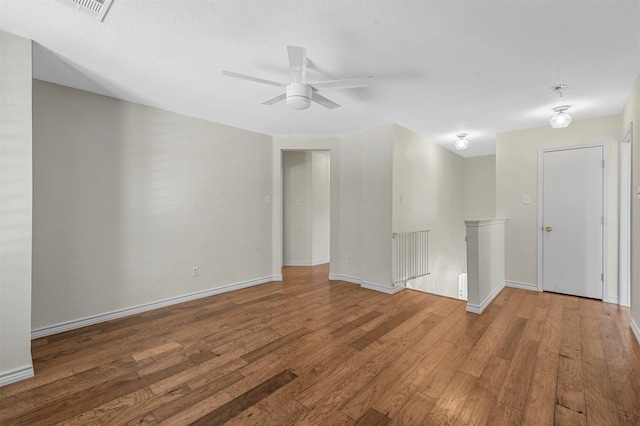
[463,155,496,219]
[311,151,331,264]
[282,151,330,266]
[0,31,33,384]
[340,125,395,289]
[32,80,273,330]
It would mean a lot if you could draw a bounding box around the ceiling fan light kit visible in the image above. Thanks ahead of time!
[223,45,373,110]
[286,83,312,110]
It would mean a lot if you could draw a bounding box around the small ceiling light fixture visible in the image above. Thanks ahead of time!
[550,106,572,129]
[454,133,469,150]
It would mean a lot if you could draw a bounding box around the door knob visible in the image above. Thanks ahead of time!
[545,226,553,232]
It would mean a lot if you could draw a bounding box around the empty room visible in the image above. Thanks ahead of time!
[1,1,639,424]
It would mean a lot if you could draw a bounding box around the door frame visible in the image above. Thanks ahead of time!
[619,125,632,306]
[271,137,340,281]
[537,142,608,299]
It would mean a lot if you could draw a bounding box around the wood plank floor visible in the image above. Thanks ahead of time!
[1,265,639,425]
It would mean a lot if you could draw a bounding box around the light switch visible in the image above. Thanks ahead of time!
[523,195,531,205]
[296,199,301,206]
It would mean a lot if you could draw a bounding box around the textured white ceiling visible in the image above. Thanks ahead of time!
[1,0,639,157]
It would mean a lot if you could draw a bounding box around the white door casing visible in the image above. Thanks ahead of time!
[539,145,605,299]
[619,126,632,307]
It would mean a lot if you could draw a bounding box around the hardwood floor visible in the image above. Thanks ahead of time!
[1,265,639,425]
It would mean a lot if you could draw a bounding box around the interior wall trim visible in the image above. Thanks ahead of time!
[505,280,539,291]
[605,296,620,305]
[283,259,330,267]
[361,280,405,294]
[508,281,621,305]
[631,319,640,346]
[327,274,361,285]
[327,274,403,294]
[0,365,34,388]
[31,275,278,339]
[466,281,506,314]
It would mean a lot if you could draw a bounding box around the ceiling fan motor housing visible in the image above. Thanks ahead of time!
[286,82,312,110]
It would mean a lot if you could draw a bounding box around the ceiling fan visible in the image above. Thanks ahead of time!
[222,45,373,110]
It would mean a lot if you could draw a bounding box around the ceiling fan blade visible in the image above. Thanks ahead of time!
[311,77,373,90]
[262,92,287,105]
[222,70,286,88]
[287,45,307,84]
[311,92,340,109]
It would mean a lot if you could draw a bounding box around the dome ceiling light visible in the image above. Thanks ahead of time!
[454,133,469,150]
[550,106,572,129]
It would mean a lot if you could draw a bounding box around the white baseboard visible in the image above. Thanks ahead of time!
[283,261,307,266]
[631,318,640,346]
[328,274,361,285]
[466,281,505,314]
[361,281,405,295]
[506,281,620,304]
[31,275,278,339]
[327,275,403,294]
[283,259,329,267]
[0,364,34,387]
[505,280,539,292]
[605,296,620,305]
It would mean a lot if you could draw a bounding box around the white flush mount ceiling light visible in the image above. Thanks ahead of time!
[550,106,572,129]
[454,133,469,150]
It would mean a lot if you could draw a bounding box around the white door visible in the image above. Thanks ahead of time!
[541,146,604,299]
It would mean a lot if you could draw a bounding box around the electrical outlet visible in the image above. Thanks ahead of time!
[347,255,352,263]
[192,266,199,277]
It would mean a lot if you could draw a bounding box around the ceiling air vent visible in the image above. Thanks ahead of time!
[57,0,113,22]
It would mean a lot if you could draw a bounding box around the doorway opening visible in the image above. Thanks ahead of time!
[282,150,330,268]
